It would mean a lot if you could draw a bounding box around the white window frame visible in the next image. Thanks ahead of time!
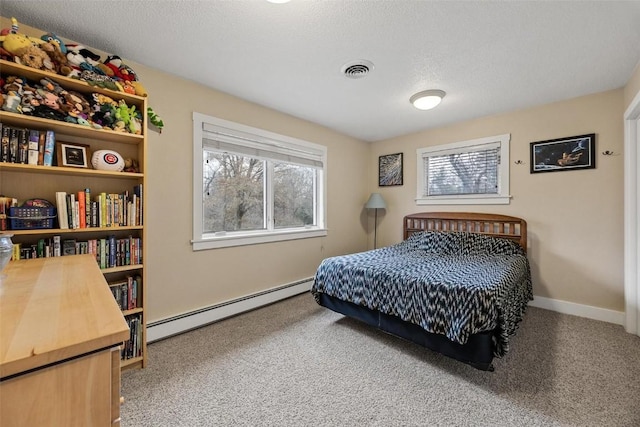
[192,112,327,250]
[416,134,511,205]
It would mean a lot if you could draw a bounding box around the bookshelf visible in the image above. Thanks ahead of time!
[0,59,147,370]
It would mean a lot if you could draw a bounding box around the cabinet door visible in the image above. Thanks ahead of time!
[0,349,113,426]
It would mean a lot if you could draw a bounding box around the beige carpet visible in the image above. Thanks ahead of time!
[121,293,640,426]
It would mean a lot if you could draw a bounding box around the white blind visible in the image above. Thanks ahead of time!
[202,123,324,168]
[423,145,500,196]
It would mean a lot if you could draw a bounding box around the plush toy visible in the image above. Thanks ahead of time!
[0,17,45,56]
[60,90,91,121]
[40,32,67,53]
[40,42,72,76]
[1,76,24,113]
[79,70,121,91]
[114,100,137,134]
[123,158,139,173]
[89,92,117,129]
[66,44,107,77]
[14,44,49,70]
[147,107,164,133]
[103,55,126,80]
[130,81,148,97]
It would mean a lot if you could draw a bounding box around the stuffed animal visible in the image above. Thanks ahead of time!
[0,17,45,56]
[40,32,67,53]
[147,107,164,133]
[60,90,91,121]
[40,42,72,76]
[89,92,117,129]
[79,70,121,91]
[114,99,137,134]
[130,81,148,97]
[123,158,139,173]
[14,44,49,70]
[103,55,126,80]
[1,76,24,113]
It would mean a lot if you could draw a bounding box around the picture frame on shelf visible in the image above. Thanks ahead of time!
[379,152,403,186]
[56,142,90,168]
[530,133,596,174]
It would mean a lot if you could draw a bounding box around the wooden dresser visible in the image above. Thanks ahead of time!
[0,254,130,426]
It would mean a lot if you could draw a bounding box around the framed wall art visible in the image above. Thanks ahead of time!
[530,133,595,174]
[379,152,403,186]
[57,142,90,168]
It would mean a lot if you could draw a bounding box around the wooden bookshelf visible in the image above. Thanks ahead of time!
[0,60,148,371]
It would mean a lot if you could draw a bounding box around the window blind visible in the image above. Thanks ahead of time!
[423,146,500,196]
[202,123,324,168]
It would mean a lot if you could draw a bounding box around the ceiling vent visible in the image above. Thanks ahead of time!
[341,60,374,79]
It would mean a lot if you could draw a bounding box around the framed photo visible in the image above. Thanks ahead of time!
[379,152,403,186]
[530,134,596,174]
[57,142,90,168]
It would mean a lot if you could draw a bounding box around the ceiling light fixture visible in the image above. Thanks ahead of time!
[266,0,291,3]
[410,90,446,110]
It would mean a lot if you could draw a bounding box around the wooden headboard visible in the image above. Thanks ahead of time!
[403,212,528,252]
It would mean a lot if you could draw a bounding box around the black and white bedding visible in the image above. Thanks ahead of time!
[311,231,532,358]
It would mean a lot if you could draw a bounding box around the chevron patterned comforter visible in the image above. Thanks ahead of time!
[311,231,532,356]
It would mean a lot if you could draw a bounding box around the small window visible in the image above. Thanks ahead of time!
[193,113,327,250]
[416,134,511,205]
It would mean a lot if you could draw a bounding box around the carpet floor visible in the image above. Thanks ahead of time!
[121,293,640,426]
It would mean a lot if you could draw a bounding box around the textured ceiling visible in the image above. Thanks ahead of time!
[2,1,640,142]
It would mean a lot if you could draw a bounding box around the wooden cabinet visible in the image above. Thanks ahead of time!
[0,255,130,426]
[0,59,147,370]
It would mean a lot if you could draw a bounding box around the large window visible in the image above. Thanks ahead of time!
[193,113,327,250]
[416,134,511,205]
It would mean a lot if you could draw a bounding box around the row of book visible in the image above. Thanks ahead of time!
[110,275,141,311]
[1,123,56,166]
[55,185,143,229]
[123,314,144,361]
[11,235,142,269]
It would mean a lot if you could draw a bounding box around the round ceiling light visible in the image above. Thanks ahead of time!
[410,90,446,110]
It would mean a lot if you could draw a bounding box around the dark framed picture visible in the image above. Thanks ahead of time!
[530,134,596,174]
[379,152,403,186]
[57,142,90,168]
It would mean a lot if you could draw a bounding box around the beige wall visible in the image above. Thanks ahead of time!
[624,61,640,110]
[370,90,625,311]
[138,65,369,321]
[5,17,370,323]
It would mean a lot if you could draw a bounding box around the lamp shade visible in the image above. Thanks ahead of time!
[365,193,386,209]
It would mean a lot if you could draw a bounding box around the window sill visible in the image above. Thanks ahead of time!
[192,228,328,250]
[415,195,511,205]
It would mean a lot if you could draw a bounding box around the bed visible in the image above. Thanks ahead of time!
[311,212,532,371]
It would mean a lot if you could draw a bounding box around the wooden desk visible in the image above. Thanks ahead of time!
[0,255,130,426]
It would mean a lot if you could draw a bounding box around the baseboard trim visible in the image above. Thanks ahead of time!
[529,296,624,325]
[147,278,313,342]
[148,285,624,342]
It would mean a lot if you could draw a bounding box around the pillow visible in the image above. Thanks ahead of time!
[406,231,524,256]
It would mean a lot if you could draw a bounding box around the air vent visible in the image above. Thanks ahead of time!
[341,60,374,79]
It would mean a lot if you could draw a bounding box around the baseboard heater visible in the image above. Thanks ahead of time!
[147,278,314,343]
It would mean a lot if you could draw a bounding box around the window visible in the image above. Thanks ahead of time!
[416,134,511,205]
[193,113,327,250]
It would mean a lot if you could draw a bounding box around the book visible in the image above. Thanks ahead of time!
[84,188,91,228]
[27,129,40,165]
[53,235,61,257]
[17,128,28,164]
[43,130,55,166]
[77,190,86,228]
[0,124,10,162]
[55,192,69,229]
[9,127,19,163]
[37,130,46,165]
[62,239,76,256]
